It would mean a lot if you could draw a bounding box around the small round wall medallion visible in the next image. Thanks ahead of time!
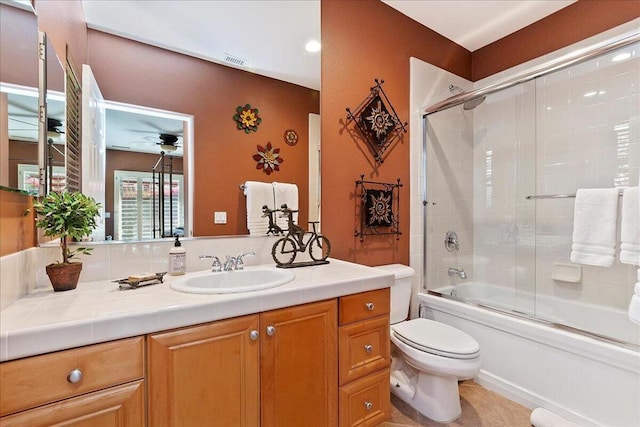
[284,129,298,146]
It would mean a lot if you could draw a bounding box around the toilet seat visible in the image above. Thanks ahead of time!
[392,318,480,360]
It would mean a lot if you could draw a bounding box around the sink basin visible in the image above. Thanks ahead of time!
[170,268,295,294]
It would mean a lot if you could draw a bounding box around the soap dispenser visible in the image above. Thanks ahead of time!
[169,235,186,276]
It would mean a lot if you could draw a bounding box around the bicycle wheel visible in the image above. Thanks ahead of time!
[309,235,331,262]
[271,237,297,266]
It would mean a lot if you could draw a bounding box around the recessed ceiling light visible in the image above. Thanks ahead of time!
[305,40,321,53]
[612,52,631,62]
[583,91,597,98]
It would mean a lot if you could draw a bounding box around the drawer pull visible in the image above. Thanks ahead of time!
[266,325,276,336]
[365,302,375,311]
[364,344,373,353]
[250,330,259,340]
[364,401,373,411]
[67,368,83,384]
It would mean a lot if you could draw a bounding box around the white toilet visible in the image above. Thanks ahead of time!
[376,264,481,423]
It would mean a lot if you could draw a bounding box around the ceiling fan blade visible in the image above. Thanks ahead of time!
[9,117,38,127]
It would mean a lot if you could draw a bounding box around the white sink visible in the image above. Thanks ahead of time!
[170,268,295,294]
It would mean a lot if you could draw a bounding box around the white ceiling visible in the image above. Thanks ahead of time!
[383,1,577,52]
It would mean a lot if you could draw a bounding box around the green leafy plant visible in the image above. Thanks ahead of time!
[34,191,101,265]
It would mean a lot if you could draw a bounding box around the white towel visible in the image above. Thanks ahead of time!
[273,182,299,230]
[620,186,640,265]
[629,268,640,325]
[530,407,580,427]
[244,181,274,235]
[570,188,619,267]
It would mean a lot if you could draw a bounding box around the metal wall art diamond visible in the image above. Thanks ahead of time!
[346,79,407,163]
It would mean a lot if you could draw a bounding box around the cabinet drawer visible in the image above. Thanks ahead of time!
[0,336,144,416]
[339,368,390,427]
[339,315,390,386]
[339,288,389,325]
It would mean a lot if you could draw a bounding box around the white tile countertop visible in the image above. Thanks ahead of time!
[0,259,394,362]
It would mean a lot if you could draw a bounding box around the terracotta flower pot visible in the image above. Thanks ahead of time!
[45,262,83,292]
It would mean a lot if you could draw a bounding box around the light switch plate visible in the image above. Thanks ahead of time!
[214,211,227,224]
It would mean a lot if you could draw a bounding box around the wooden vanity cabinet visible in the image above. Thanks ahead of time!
[147,299,338,427]
[338,288,391,426]
[0,337,145,426]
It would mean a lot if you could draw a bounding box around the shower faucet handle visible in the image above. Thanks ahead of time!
[445,231,460,252]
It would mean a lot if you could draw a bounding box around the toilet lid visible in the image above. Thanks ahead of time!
[392,318,480,360]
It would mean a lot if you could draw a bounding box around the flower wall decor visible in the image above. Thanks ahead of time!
[253,142,284,175]
[234,104,262,133]
[355,175,402,241]
[284,129,299,146]
[346,79,407,163]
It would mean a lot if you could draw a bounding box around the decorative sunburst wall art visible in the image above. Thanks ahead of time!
[355,175,402,241]
[284,129,299,146]
[346,79,407,163]
[253,142,284,175]
[234,104,262,133]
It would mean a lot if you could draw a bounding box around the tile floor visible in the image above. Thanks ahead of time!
[381,380,532,427]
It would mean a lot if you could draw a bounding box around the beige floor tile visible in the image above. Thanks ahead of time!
[381,380,532,427]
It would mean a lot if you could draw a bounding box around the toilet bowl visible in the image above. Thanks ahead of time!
[376,264,481,423]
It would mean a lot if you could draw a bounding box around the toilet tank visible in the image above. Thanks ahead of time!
[374,264,415,324]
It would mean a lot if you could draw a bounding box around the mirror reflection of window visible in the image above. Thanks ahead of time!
[17,163,65,194]
[114,170,184,241]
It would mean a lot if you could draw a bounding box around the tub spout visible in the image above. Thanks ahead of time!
[448,268,466,279]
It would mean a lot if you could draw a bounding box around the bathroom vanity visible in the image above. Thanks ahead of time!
[0,260,393,426]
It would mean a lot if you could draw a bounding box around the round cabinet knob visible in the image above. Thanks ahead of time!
[67,368,83,384]
[365,302,375,311]
[364,401,373,411]
[266,326,276,336]
[364,344,373,353]
[250,330,259,341]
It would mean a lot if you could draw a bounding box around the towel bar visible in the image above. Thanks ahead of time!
[526,189,624,200]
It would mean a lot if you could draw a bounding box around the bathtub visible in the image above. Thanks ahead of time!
[418,286,640,427]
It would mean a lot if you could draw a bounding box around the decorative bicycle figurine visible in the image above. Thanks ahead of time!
[271,204,331,267]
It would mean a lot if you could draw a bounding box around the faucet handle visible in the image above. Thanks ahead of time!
[200,255,222,272]
[235,252,256,270]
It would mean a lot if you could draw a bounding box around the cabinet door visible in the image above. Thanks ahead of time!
[148,315,260,427]
[260,299,338,427]
[0,380,144,427]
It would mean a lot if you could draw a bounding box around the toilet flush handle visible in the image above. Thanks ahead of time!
[365,302,375,311]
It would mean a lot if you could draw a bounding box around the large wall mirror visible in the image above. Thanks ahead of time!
[0,1,66,196]
[81,0,320,242]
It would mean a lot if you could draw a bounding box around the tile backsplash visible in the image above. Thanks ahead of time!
[0,235,283,309]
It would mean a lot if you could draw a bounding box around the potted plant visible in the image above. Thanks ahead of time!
[34,191,101,291]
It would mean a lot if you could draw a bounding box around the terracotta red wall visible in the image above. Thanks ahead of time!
[0,189,36,257]
[472,0,640,80]
[321,0,471,266]
[35,0,87,78]
[0,4,38,88]
[104,149,184,238]
[87,30,319,237]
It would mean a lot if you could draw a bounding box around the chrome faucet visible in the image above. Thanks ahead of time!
[235,252,256,270]
[223,256,237,272]
[200,255,222,272]
[448,267,467,279]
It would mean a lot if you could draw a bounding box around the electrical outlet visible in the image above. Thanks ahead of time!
[214,211,227,224]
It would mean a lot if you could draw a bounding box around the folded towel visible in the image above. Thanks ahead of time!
[530,407,580,427]
[620,187,640,265]
[273,182,299,230]
[629,268,640,325]
[570,188,619,267]
[244,181,275,235]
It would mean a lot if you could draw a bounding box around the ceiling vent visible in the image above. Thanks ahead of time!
[223,53,246,67]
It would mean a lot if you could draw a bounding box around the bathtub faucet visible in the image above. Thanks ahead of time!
[448,267,466,279]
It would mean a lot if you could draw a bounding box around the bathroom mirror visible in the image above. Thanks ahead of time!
[82,0,321,241]
[0,1,39,190]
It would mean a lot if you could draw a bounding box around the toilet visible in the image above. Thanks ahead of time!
[376,264,481,423]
